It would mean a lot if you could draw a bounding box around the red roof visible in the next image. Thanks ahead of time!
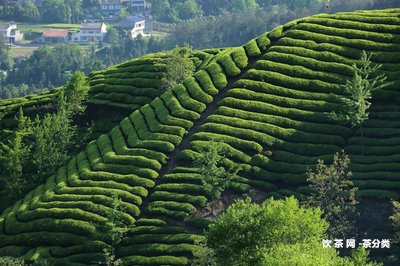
[42,29,69,38]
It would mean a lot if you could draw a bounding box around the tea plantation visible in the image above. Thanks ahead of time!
[1,8,400,265]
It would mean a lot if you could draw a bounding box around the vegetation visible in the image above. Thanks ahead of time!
[333,51,389,155]
[390,201,400,244]
[193,141,241,216]
[0,7,400,265]
[161,45,196,91]
[306,152,358,238]
[193,197,380,266]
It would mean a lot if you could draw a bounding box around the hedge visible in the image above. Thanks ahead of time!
[244,68,344,95]
[0,232,88,248]
[191,131,263,154]
[145,206,189,220]
[161,91,201,121]
[244,39,262,57]
[251,155,308,174]
[194,70,219,96]
[90,84,160,96]
[118,243,196,257]
[147,201,196,214]
[173,85,206,114]
[356,190,398,200]
[218,54,241,76]
[151,98,193,130]
[215,106,351,137]
[140,105,186,137]
[295,22,400,44]
[268,25,284,40]
[268,45,355,67]
[150,191,208,206]
[303,17,400,34]
[122,255,188,265]
[205,63,228,89]
[219,97,334,124]
[231,47,249,69]
[315,13,400,26]
[121,233,202,245]
[124,226,185,236]
[162,173,203,184]
[262,51,354,77]
[183,78,213,104]
[189,140,252,163]
[155,183,207,195]
[353,180,400,190]
[235,79,340,104]
[135,218,166,227]
[207,114,345,146]
[286,29,400,53]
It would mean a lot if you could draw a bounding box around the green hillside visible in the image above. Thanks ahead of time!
[1,8,400,265]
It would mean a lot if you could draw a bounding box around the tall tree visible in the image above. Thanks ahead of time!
[306,151,358,238]
[193,141,241,216]
[42,0,72,23]
[160,45,195,91]
[333,50,389,155]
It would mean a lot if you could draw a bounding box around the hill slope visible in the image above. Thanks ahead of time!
[1,8,400,265]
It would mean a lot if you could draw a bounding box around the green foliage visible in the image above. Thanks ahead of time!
[197,197,328,265]
[306,151,358,238]
[390,200,400,244]
[161,45,196,91]
[333,50,389,128]
[193,141,241,215]
[0,256,25,266]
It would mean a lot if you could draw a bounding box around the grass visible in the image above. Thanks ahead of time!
[17,22,80,34]
[10,46,38,58]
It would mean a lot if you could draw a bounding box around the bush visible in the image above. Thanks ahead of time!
[194,70,219,96]
[151,191,208,206]
[206,63,228,89]
[218,54,241,76]
[122,255,188,265]
[119,243,196,257]
[244,39,261,57]
[183,78,213,104]
[267,26,284,41]
[161,91,201,121]
[256,33,271,51]
[135,218,166,227]
[122,233,201,245]
[357,190,399,200]
[155,183,207,195]
[150,98,193,130]
[231,47,248,69]
[173,85,206,113]
[140,105,186,137]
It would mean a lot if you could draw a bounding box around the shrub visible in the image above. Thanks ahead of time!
[194,70,219,96]
[357,190,399,200]
[161,91,201,121]
[244,39,261,57]
[231,48,248,69]
[205,63,228,89]
[267,26,284,41]
[218,54,241,76]
[183,78,213,104]
[151,191,208,206]
[122,255,188,265]
[173,85,206,113]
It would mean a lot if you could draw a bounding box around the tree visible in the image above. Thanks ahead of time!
[193,197,381,266]
[102,196,128,266]
[306,151,358,238]
[42,0,72,23]
[160,45,195,91]
[176,0,202,20]
[62,71,90,115]
[0,109,31,198]
[15,1,40,22]
[104,27,120,45]
[333,50,389,155]
[390,200,400,244]
[194,197,330,265]
[193,141,241,216]
[0,37,13,70]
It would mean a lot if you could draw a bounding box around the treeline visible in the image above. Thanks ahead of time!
[0,32,167,99]
[150,0,399,22]
[0,0,99,23]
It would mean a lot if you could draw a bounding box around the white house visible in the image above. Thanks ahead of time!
[130,17,145,39]
[117,16,145,39]
[72,22,107,43]
[0,22,23,44]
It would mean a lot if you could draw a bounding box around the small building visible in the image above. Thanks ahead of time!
[121,0,146,12]
[117,16,145,38]
[39,29,69,44]
[100,0,122,18]
[0,22,24,44]
[72,22,107,43]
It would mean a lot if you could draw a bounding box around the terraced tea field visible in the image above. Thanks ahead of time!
[1,8,400,265]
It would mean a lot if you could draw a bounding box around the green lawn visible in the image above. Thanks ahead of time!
[17,22,80,34]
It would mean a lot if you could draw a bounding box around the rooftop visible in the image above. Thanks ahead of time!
[42,29,69,38]
[80,23,105,30]
[117,16,146,28]
[101,0,121,4]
